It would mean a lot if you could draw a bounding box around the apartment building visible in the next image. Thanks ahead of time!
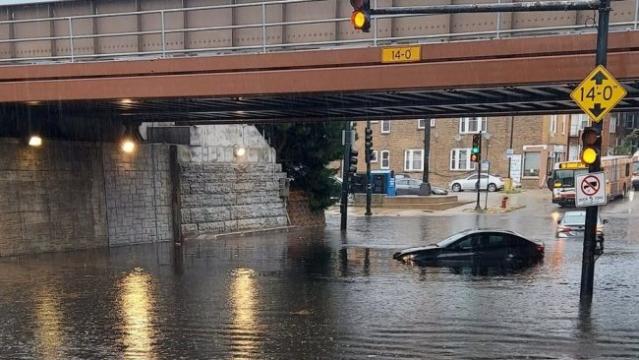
[353,115,582,189]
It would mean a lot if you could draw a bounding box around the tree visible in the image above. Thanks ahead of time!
[258,122,344,211]
[614,129,639,155]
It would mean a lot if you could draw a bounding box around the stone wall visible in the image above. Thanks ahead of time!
[0,139,172,257]
[103,144,172,246]
[179,162,288,237]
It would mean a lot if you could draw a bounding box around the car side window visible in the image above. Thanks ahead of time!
[481,234,506,249]
[468,175,478,180]
[508,235,526,248]
[451,235,481,251]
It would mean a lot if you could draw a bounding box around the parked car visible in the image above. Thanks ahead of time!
[396,178,449,196]
[556,210,606,238]
[450,173,505,192]
[393,229,544,266]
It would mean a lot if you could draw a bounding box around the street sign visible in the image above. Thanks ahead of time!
[480,160,490,172]
[381,46,421,63]
[570,65,627,123]
[575,171,607,207]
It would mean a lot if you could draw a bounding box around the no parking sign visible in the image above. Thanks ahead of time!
[575,172,607,208]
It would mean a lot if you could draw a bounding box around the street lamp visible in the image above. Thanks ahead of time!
[28,135,43,147]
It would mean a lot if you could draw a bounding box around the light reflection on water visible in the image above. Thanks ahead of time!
[230,268,261,357]
[119,269,156,360]
[35,285,63,360]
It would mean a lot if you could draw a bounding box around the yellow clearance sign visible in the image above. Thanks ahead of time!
[381,46,421,64]
[570,65,627,123]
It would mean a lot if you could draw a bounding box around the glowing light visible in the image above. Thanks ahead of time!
[234,145,246,157]
[351,10,367,29]
[121,139,136,154]
[120,98,134,105]
[28,135,43,147]
[581,147,598,165]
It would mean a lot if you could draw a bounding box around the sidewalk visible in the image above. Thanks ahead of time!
[327,189,552,217]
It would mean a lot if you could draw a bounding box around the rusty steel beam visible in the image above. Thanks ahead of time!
[1,51,639,103]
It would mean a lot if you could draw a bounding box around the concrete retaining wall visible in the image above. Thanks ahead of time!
[0,138,172,256]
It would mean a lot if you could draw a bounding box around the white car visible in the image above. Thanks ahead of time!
[450,173,505,192]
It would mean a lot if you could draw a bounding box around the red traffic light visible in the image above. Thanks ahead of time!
[470,153,479,163]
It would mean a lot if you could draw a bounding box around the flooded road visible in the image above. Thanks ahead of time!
[1,191,638,359]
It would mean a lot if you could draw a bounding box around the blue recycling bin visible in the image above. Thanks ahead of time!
[370,169,396,197]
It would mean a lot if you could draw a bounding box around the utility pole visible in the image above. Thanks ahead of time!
[365,121,373,216]
[580,0,610,304]
[340,122,352,231]
[422,119,432,195]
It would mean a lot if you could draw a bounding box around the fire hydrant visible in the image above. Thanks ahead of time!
[501,196,509,209]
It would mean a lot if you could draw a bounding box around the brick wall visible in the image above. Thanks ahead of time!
[353,116,567,189]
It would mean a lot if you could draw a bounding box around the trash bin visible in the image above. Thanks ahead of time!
[504,178,513,192]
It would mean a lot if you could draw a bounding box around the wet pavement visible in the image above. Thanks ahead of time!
[1,190,638,359]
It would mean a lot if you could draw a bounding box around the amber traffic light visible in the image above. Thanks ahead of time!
[350,0,371,32]
[580,127,601,165]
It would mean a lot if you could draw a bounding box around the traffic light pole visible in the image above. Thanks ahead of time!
[580,0,610,304]
[475,134,482,211]
[340,122,352,231]
[365,120,373,216]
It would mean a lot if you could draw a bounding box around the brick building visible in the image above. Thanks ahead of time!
[352,115,612,189]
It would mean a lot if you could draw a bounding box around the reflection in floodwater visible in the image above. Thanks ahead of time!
[120,269,156,359]
[35,286,63,360]
[230,268,260,358]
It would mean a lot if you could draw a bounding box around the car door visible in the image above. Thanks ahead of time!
[479,174,489,189]
[477,232,509,262]
[463,175,478,190]
[438,234,481,263]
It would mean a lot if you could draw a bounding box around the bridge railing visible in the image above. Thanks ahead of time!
[0,0,637,64]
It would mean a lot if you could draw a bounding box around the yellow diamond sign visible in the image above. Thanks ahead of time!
[570,65,627,123]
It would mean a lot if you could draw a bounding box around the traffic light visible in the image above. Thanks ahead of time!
[365,127,374,162]
[580,127,601,165]
[349,147,359,175]
[471,133,481,162]
[350,0,371,32]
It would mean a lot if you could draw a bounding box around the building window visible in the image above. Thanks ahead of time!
[380,150,390,169]
[523,152,541,177]
[417,119,436,129]
[404,149,424,171]
[370,150,378,163]
[609,115,617,133]
[550,115,557,135]
[570,114,589,136]
[561,115,566,135]
[459,117,486,134]
[450,148,474,171]
[381,121,390,134]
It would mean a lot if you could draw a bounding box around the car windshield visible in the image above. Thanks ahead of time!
[562,212,586,225]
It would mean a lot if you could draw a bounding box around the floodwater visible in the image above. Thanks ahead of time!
[1,192,638,359]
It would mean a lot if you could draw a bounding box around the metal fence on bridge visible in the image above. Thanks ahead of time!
[0,0,637,63]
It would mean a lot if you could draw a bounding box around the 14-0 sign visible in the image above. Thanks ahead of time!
[570,65,627,123]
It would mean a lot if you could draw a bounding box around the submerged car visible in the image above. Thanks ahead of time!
[556,210,606,238]
[393,229,544,266]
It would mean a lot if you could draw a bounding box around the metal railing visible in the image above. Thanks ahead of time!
[0,0,637,64]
